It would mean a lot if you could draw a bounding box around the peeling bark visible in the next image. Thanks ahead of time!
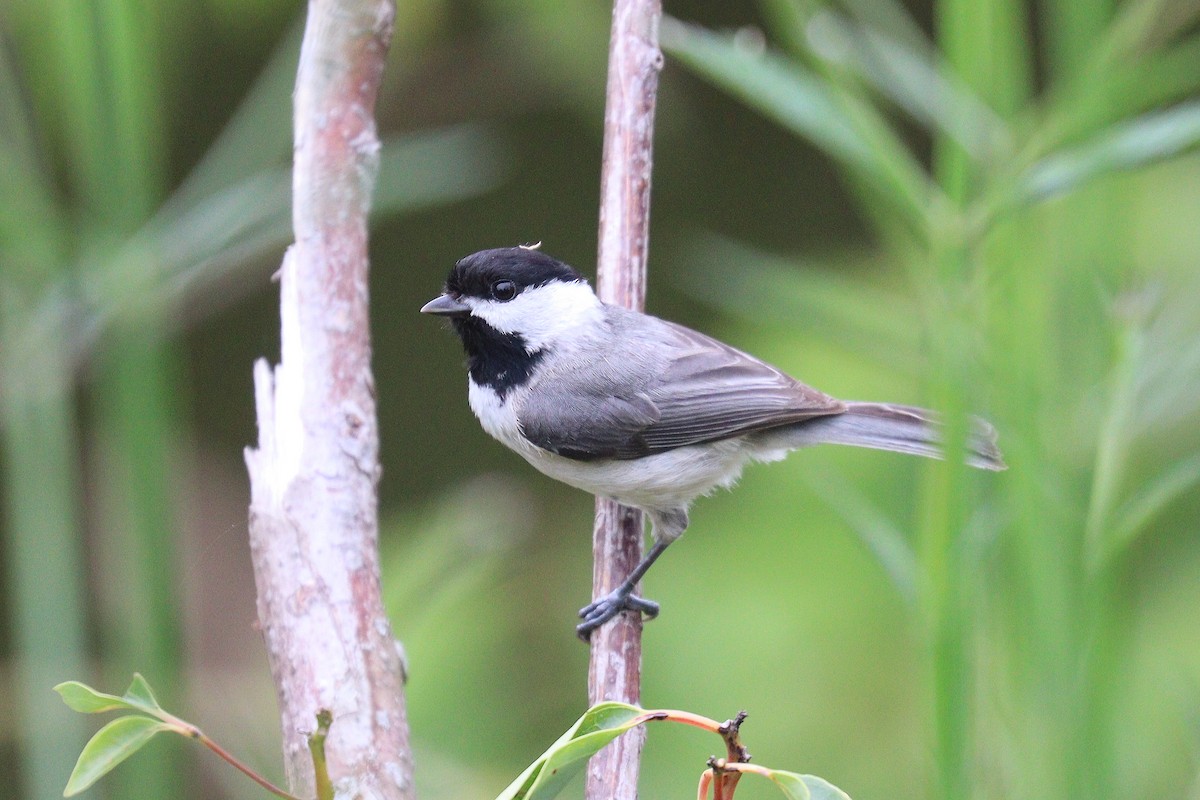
[244,2,411,797]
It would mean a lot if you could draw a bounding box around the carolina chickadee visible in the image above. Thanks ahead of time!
[422,246,1004,639]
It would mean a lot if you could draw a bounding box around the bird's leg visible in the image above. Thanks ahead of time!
[576,539,671,641]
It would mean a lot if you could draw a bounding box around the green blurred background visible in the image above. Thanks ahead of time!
[3,0,1200,798]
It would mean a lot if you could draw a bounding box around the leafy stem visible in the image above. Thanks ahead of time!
[496,702,846,800]
[55,674,310,799]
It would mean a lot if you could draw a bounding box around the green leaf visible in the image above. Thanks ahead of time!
[374,125,508,215]
[803,467,916,603]
[63,715,171,796]
[662,18,869,167]
[494,702,646,800]
[1104,451,1200,566]
[67,124,504,359]
[681,236,922,372]
[122,673,165,715]
[54,682,140,715]
[0,20,70,284]
[803,11,1011,162]
[764,769,853,800]
[1019,100,1200,203]
[171,15,302,209]
[55,674,167,719]
[661,16,931,230]
[1035,21,1200,156]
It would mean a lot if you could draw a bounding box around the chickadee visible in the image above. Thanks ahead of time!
[423,246,1004,639]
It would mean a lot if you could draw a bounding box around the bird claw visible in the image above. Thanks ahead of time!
[576,591,660,641]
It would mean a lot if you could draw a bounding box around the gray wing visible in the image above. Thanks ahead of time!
[519,313,844,461]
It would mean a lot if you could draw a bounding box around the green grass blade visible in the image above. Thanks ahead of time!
[662,16,931,231]
[1018,100,1200,203]
[681,237,921,371]
[1083,315,1142,572]
[759,0,933,58]
[156,126,501,295]
[835,0,934,54]
[1109,0,1200,52]
[94,292,184,800]
[803,468,916,603]
[1,375,91,800]
[0,38,68,277]
[169,14,303,209]
[14,0,167,228]
[28,0,110,219]
[1043,0,1115,82]
[933,0,1033,202]
[94,328,184,690]
[1029,0,1200,159]
[1117,32,1200,118]
[804,11,1011,164]
[663,17,871,168]
[53,124,503,366]
[1105,453,1200,567]
[374,125,508,213]
[42,6,176,796]
[1043,32,1200,147]
[96,0,166,225]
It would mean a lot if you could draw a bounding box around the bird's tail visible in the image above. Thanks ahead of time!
[784,401,1006,471]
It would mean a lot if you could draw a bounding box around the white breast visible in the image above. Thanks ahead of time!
[467,378,756,513]
[467,380,526,449]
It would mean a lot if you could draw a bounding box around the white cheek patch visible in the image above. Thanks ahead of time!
[469,281,601,350]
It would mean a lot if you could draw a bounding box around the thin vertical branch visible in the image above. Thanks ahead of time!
[587,1,663,799]
[244,1,411,798]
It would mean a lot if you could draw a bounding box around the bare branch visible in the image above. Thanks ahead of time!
[244,1,411,797]
[587,1,663,799]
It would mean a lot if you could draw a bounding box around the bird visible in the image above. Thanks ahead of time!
[422,245,1005,639]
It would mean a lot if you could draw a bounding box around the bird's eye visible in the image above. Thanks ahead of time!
[491,280,517,302]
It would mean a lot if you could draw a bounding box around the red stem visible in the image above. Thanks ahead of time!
[194,729,303,800]
[636,708,724,733]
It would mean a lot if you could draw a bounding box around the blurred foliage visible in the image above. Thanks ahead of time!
[489,701,852,800]
[1,1,1199,800]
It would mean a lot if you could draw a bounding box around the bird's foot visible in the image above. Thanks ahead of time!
[576,590,660,641]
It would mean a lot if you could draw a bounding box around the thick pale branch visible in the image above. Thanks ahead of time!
[244,1,411,798]
[586,1,663,799]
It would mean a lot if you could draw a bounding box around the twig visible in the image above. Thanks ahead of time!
[586,1,663,799]
[713,712,751,798]
[192,726,304,800]
[152,708,303,800]
[635,709,751,799]
[606,708,755,799]
[244,0,411,797]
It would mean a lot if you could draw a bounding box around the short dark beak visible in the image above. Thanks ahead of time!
[420,293,470,317]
